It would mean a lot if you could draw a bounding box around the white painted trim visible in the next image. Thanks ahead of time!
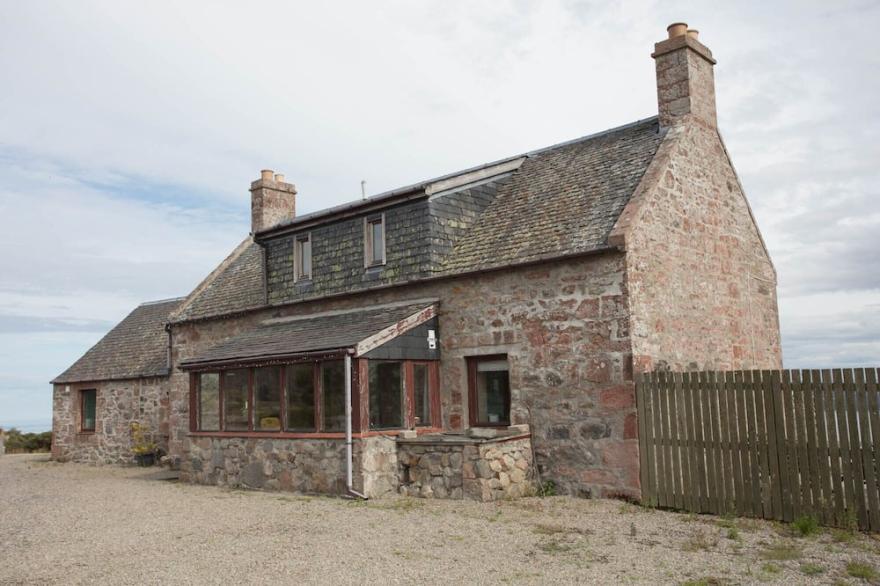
[354,305,437,357]
[425,157,525,196]
[260,298,440,326]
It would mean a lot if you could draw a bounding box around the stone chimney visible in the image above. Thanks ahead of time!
[250,169,296,233]
[653,22,717,129]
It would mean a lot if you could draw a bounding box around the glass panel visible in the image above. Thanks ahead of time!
[253,367,281,430]
[301,238,311,276]
[82,390,96,431]
[369,361,402,429]
[223,369,250,431]
[475,360,510,425]
[413,364,430,427]
[286,363,315,431]
[371,220,383,264]
[321,360,345,431]
[198,372,220,431]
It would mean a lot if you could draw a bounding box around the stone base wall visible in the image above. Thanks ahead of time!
[182,435,398,498]
[51,377,169,465]
[398,435,533,501]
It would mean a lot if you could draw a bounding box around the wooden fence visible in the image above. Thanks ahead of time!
[636,368,880,531]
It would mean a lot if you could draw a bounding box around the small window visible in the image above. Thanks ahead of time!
[321,361,346,431]
[413,363,431,426]
[253,367,281,430]
[198,373,220,431]
[80,389,96,432]
[294,233,312,281]
[364,214,385,267]
[286,363,315,431]
[468,356,511,427]
[223,369,250,431]
[369,361,403,430]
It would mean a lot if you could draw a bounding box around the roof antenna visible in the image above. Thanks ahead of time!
[361,180,367,200]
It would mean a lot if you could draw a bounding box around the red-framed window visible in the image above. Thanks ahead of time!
[191,358,439,435]
[467,355,511,427]
[80,389,97,433]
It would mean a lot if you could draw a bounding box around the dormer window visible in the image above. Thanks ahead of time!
[364,214,386,267]
[294,233,311,281]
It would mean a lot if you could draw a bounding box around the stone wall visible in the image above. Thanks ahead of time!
[397,434,534,501]
[182,435,397,497]
[611,122,782,374]
[169,253,637,499]
[51,377,169,465]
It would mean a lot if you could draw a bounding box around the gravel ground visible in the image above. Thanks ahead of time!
[1,454,879,585]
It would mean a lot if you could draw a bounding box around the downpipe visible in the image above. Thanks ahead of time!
[344,352,368,500]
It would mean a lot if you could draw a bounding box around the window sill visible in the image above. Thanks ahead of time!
[188,428,443,440]
[77,431,96,436]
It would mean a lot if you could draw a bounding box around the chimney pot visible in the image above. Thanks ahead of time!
[260,169,274,182]
[687,29,699,40]
[274,173,285,183]
[667,22,688,38]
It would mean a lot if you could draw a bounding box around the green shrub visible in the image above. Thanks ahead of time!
[792,515,819,537]
[847,562,878,581]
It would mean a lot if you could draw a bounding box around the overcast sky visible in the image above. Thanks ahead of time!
[1,1,878,431]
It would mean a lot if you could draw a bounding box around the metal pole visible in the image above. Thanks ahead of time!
[344,353,353,490]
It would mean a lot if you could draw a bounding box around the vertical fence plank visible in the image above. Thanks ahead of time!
[866,368,880,531]
[844,368,869,529]
[661,371,676,509]
[645,374,659,506]
[794,370,815,518]
[805,370,825,523]
[717,371,734,515]
[691,371,707,513]
[668,372,682,510]
[811,369,833,526]
[835,369,857,528]
[701,372,724,514]
[775,370,795,521]
[824,369,844,527]
[673,372,689,511]
[636,374,651,504]
[653,372,669,508]
[856,368,880,531]
[758,370,782,519]
[743,370,762,517]
[734,370,755,517]
[682,372,698,512]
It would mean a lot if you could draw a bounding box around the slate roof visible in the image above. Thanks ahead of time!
[441,118,665,273]
[180,301,436,368]
[171,238,265,323]
[171,117,665,323]
[52,298,183,384]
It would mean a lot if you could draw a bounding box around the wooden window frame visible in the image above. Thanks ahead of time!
[467,354,511,428]
[189,358,441,437]
[368,360,405,431]
[293,232,312,282]
[79,388,97,433]
[363,213,386,268]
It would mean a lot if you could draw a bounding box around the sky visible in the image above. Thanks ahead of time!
[1,0,878,432]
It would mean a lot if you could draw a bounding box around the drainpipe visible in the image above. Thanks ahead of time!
[345,351,367,499]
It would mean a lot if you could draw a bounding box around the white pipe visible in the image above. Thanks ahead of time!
[344,353,367,499]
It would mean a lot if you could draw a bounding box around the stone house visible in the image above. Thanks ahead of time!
[52,23,781,500]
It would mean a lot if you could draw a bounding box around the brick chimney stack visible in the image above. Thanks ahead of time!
[653,22,717,129]
[250,169,296,233]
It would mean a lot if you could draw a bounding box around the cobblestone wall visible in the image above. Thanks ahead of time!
[51,377,168,465]
[397,435,533,501]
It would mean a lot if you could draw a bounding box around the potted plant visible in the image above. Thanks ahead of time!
[131,422,158,467]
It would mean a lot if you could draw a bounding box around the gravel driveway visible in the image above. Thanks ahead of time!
[1,454,879,585]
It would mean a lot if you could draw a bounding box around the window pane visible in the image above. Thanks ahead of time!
[254,367,281,430]
[223,369,249,431]
[475,361,510,425]
[301,238,311,276]
[371,220,383,263]
[199,373,220,431]
[322,361,345,431]
[413,364,430,427]
[369,361,402,429]
[82,390,96,431]
[286,363,315,431]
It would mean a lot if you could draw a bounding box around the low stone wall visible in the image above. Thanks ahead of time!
[182,435,398,498]
[397,434,534,501]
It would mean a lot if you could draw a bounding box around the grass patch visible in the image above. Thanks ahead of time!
[792,515,820,537]
[537,539,574,554]
[680,578,726,586]
[683,528,718,552]
[831,528,858,543]
[761,563,781,574]
[847,562,878,582]
[726,527,740,541]
[533,523,568,536]
[760,542,802,561]
[800,563,825,576]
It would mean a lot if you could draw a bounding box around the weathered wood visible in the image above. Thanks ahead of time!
[792,370,813,517]
[690,371,707,512]
[834,369,857,527]
[856,368,880,532]
[653,373,669,508]
[636,373,652,505]
[761,369,783,520]
[743,370,762,517]
[810,369,832,526]
[846,368,869,528]
[703,371,722,514]
[823,369,844,527]
[681,372,698,512]
[734,370,754,516]
[866,368,880,531]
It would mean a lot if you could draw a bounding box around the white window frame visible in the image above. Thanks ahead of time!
[363,213,386,268]
[294,232,312,282]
